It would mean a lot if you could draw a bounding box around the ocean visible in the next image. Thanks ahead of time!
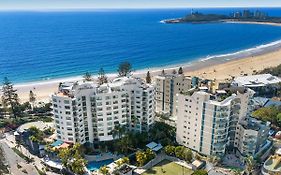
[1,8,281,84]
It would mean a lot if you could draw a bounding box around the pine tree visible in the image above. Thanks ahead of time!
[1,77,20,118]
[83,72,92,81]
[178,67,183,74]
[146,71,151,84]
[118,62,132,77]
[161,69,165,75]
[98,68,108,85]
[29,90,36,110]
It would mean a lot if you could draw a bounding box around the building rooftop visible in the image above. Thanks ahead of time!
[263,148,281,174]
[233,74,281,87]
[239,117,270,131]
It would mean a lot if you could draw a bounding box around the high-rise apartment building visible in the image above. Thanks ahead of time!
[155,73,192,116]
[52,77,155,144]
[175,87,269,157]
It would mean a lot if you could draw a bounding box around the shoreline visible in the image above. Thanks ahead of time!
[162,18,281,27]
[13,43,281,103]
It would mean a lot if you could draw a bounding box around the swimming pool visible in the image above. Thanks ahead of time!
[86,159,114,171]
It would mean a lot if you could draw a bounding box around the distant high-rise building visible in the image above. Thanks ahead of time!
[155,73,192,116]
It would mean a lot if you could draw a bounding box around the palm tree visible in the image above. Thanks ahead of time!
[245,156,255,175]
[99,165,109,175]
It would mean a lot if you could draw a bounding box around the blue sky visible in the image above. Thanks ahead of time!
[0,0,281,10]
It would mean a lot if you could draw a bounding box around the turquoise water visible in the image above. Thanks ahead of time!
[86,158,114,171]
[1,8,281,83]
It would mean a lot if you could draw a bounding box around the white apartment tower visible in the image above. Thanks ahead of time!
[155,73,192,116]
[52,77,155,144]
[176,88,255,157]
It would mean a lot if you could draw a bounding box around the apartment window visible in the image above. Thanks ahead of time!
[65,106,70,109]
[64,100,70,104]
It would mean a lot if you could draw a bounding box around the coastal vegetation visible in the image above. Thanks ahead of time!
[0,77,53,129]
[118,61,132,77]
[83,72,93,81]
[252,106,281,128]
[98,68,108,85]
[258,63,281,77]
[136,148,156,166]
[146,71,151,84]
[58,143,87,175]
[164,145,193,163]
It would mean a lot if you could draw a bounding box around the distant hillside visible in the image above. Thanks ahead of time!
[163,10,281,24]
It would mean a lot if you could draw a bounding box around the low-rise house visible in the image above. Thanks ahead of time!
[232,74,281,97]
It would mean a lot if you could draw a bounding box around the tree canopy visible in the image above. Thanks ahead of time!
[252,106,281,127]
[146,71,151,84]
[98,68,108,85]
[1,77,21,118]
[117,62,132,77]
[83,72,92,81]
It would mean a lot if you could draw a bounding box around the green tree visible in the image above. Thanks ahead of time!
[83,72,92,81]
[164,145,175,156]
[161,69,165,75]
[2,77,20,118]
[29,90,36,110]
[146,71,151,84]
[58,148,71,167]
[172,69,177,74]
[185,149,193,163]
[252,106,280,126]
[69,157,87,175]
[178,67,183,74]
[245,156,256,175]
[175,146,185,159]
[98,68,108,85]
[277,113,281,127]
[136,151,146,166]
[117,62,132,77]
[192,170,208,175]
[99,165,109,175]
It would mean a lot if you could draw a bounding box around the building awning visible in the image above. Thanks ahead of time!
[146,142,163,151]
[152,144,163,152]
[146,142,158,149]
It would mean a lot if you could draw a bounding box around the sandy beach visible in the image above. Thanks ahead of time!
[14,46,281,103]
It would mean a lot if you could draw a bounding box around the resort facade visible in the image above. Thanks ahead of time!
[52,77,155,144]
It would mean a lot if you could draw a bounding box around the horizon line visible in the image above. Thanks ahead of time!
[0,6,281,12]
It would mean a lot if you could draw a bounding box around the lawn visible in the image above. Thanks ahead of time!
[142,159,194,175]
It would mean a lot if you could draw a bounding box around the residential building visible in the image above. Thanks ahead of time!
[176,87,256,157]
[232,74,281,97]
[51,77,155,144]
[235,117,271,158]
[155,73,192,116]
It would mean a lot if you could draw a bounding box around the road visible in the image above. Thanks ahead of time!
[0,140,38,175]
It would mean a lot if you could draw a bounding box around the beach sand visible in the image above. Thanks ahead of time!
[14,47,281,103]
